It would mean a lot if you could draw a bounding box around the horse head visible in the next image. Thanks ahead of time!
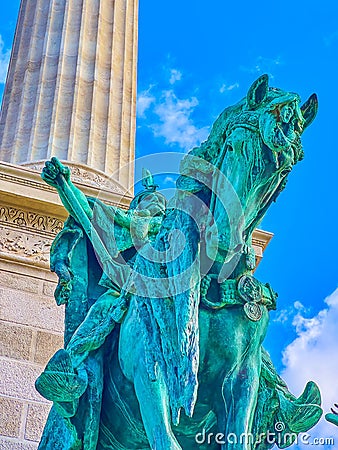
[179,75,318,279]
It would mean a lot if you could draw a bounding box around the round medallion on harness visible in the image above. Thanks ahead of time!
[244,302,263,322]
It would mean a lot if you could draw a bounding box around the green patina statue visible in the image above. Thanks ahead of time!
[326,404,338,427]
[36,75,322,449]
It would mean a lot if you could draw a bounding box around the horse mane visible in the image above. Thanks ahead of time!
[190,86,292,166]
[189,99,247,164]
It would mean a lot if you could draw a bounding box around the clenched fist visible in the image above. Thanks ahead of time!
[41,157,71,188]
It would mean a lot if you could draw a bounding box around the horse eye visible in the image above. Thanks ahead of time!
[294,120,303,133]
[271,107,281,120]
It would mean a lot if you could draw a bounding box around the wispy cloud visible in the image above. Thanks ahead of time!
[0,35,11,84]
[274,300,308,324]
[137,68,210,151]
[137,88,156,118]
[152,89,209,150]
[169,69,182,85]
[241,55,282,79]
[219,82,239,94]
[281,288,338,448]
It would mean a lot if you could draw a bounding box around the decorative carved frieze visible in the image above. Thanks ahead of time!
[70,166,126,194]
[0,204,61,268]
[23,161,127,194]
[0,206,63,236]
[0,226,52,266]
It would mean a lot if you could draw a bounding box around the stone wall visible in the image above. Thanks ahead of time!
[0,261,61,449]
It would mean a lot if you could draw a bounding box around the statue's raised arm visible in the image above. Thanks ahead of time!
[42,157,93,221]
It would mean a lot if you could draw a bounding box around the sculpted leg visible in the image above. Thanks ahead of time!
[35,289,126,416]
[119,305,181,450]
[67,289,126,368]
[220,355,261,450]
[133,368,182,450]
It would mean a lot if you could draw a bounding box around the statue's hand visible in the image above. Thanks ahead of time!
[41,157,71,187]
[54,279,72,305]
[113,209,132,228]
[54,262,73,305]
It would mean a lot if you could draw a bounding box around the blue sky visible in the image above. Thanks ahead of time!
[1,1,338,447]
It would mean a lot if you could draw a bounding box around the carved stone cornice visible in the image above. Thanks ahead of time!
[22,161,128,195]
[252,229,274,267]
[0,170,54,193]
[252,228,273,250]
[0,161,132,213]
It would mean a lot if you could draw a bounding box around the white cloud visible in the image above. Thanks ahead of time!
[273,300,307,324]
[152,89,209,151]
[0,35,11,84]
[274,308,290,324]
[294,300,306,311]
[137,90,156,118]
[137,69,210,151]
[169,69,182,85]
[281,288,338,448]
[163,176,176,185]
[219,82,239,93]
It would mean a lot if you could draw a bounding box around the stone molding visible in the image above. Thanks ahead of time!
[252,228,274,251]
[0,168,54,194]
[252,228,274,265]
[22,160,128,195]
[0,161,132,209]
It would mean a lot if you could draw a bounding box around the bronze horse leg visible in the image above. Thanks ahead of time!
[198,306,269,450]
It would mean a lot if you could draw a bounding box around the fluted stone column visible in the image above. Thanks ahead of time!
[0,0,138,190]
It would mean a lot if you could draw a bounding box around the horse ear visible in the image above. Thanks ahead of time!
[301,93,318,129]
[247,74,269,109]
